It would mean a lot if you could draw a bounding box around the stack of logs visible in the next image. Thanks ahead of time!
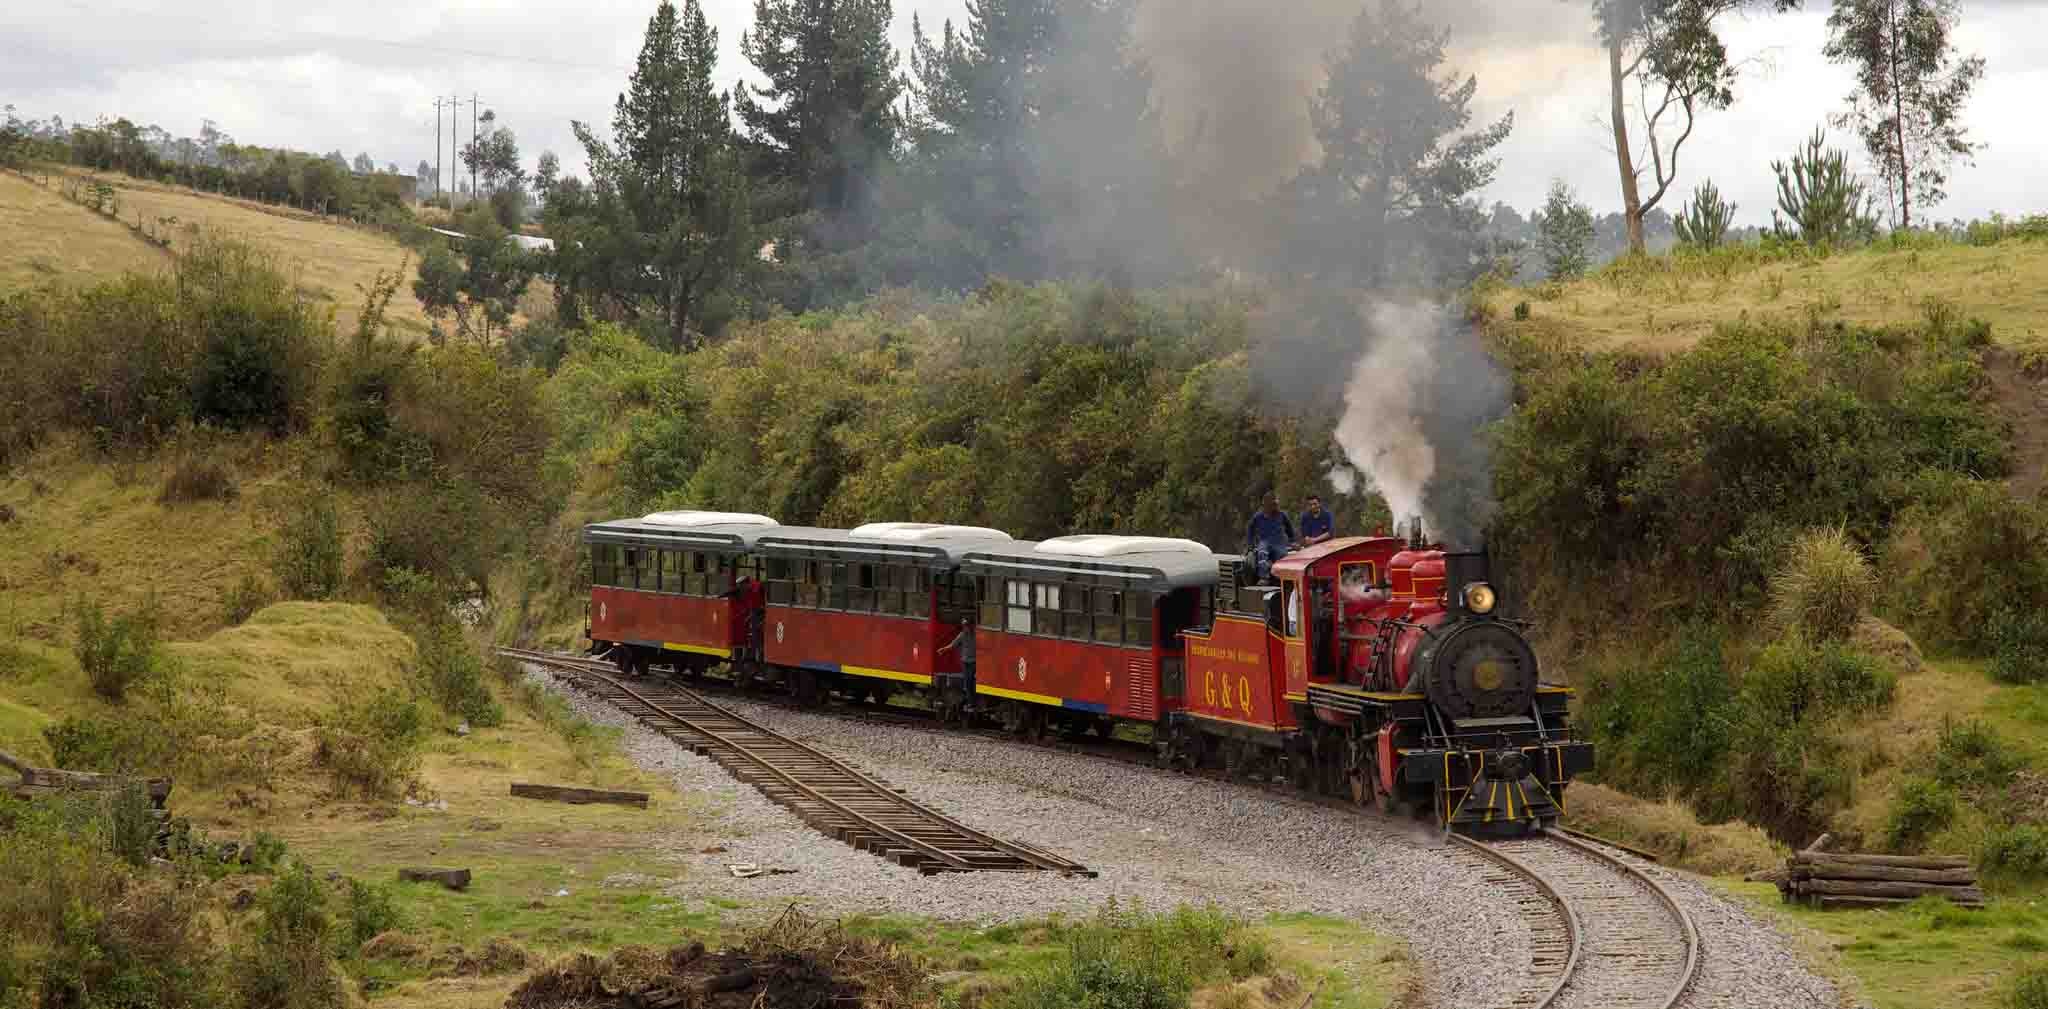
[1776,850,1984,909]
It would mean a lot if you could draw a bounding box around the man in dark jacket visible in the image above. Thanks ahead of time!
[1246,492,1295,582]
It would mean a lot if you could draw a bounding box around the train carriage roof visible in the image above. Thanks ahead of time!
[755,523,1015,569]
[961,535,1219,590]
[582,511,781,553]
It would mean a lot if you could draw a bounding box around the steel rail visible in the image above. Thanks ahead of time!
[500,648,1092,876]
[1449,832,1580,1009]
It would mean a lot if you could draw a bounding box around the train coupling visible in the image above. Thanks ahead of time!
[1449,747,1561,838]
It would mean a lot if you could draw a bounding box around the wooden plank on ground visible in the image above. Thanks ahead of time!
[398,867,472,891]
[1791,859,1977,884]
[1789,852,1971,870]
[509,782,650,808]
[1792,878,1986,901]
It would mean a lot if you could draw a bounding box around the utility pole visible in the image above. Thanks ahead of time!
[468,93,481,201]
[433,97,442,199]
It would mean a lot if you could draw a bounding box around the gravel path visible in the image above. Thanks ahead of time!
[527,667,1842,1009]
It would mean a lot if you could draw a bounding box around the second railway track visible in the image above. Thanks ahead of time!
[1453,829,1699,1009]
[500,648,1094,878]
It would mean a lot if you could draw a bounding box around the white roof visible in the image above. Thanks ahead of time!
[851,522,1013,543]
[641,511,779,529]
[1036,535,1213,559]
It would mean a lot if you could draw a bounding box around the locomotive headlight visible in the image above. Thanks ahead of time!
[1464,583,1498,615]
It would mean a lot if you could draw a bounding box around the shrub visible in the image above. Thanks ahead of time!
[1980,825,2048,883]
[1580,626,1736,798]
[2013,964,2048,1009]
[273,496,344,601]
[1883,778,1956,852]
[223,572,274,625]
[1536,179,1595,282]
[340,877,403,954]
[991,904,1271,1009]
[239,862,348,1009]
[181,233,327,435]
[1675,179,1736,249]
[1771,128,1873,246]
[158,457,238,505]
[1769,528,1876,641]
[247,831,289,873]
[363,482,493,593]
[74,597,162,701]
[1989,608,2048,685]
[106,780,159,867]
[1931,719,2022,793]
[44,713,163,772]
[1889,485,2048,654]
[413,619,504,728]
[313,688,427,799]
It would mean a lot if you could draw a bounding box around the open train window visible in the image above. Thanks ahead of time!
[621,548,642,590]
[1061,585,1090,641]
[979,577,1003,629]
[1283,581,1301,639]
[591,544,616,587]
[1033,583,1062,636]
[797,559,820,608]
[1159,587,1203,646]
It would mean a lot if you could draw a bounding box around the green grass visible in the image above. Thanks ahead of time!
[1722,882,2046,1009]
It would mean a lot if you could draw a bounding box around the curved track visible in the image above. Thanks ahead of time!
[1452,830,1699,1009]
[501,648,1094,877]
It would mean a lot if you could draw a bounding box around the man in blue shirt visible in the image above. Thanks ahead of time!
[1246,492,1295,582]
[1300,495,1335,547]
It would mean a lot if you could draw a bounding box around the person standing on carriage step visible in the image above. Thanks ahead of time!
[940,623,976,709]
[1299,495,1335,547]
[1246,492,1295,583]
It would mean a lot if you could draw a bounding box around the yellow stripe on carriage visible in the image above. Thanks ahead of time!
[976,684,1065,707]
[664,643,732,659]
[842,665,933,686]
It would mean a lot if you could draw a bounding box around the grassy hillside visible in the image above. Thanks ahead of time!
[0,171,167,289]
[1485,236,2048,352]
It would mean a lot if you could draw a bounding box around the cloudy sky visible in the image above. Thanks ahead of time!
[4,0,2042,225]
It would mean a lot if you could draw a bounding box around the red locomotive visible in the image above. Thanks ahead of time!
[584,512,1589,836]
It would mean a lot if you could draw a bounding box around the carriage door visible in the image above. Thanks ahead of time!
[1280,574,1309,696]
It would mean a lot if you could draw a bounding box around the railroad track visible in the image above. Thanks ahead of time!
[498,648,1095,878]
[1451,830,1699,1009]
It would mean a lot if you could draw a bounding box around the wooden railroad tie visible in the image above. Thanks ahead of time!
[509,782,650,809]
[2,748,171,807]
[398,867,473,891]
[1775,851,1982,909]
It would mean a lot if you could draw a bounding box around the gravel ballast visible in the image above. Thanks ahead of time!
[526,667,1842,1009]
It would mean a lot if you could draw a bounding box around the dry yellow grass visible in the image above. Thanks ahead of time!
[0,171,168,291]
[43,168,435,337]
[1487,238,2048,352]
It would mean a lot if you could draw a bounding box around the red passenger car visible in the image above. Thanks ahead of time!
[755,524,1011,717]
[584,511,780,676]
[958,536,1215,737]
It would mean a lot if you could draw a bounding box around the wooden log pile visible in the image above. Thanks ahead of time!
[1777,851,1983,909]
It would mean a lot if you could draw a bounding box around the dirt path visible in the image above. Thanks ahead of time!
[1983,346,2048,500]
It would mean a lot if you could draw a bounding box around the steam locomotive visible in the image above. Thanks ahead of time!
[583,512,1590,836]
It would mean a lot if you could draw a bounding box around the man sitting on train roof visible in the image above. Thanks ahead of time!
[1299,495,1334,548]
[1246,491,1296,583]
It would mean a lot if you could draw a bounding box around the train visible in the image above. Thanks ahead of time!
[582,511,1592,837]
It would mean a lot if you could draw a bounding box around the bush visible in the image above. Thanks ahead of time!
[273,496,344,601]
[1883,778,1956,852]
[1989,608,2048,685]
[1580,625,1735,798]
[1769,528,1875,641]
[363,482,493,593]
[74,597,162,701]
[1980,825,2048,882]
[239,862,348,1009]
[181,234,327,435]
[2012,964,2048,1009]
[106,780,159,867]
[991,904,1271,1009]
[414,619,504,728]
[158,457,238,505]
[1675,179,1736,249]
[1536,180,1595,282]
[223,572,274,626]
[340,877,403,955]
[1889,485,2048,655]
[1931,719,2022,793]
[44,713,163,773]
[313,688,428,799]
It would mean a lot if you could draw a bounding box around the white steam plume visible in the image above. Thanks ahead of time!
[1334,301,1442,528]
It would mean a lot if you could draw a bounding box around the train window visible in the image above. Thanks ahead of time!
[621,548,641,590]
[847,564,874,612]
[979,577,1003,629]
[591,545,613,587]
[827,562,849,610]
[1123,590,1154,650]
[797,560,819,608]
[1283,581,1301,638]
[711,555,734,596]
[1061,585,1090,641]
[1094,589,1122,644]
[1006,580,1032,634]
[1033,582,1061,636]
[651,550,670,594]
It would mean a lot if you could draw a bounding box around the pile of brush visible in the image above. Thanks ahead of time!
[506,906,929,1009]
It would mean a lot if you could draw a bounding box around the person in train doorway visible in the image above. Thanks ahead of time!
[939,623,977,712]
[1299,494,1335,548]
[1246,491,1296,584]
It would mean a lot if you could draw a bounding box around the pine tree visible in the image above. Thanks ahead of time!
[1822,0,1984,229]
[1282,1,1512,289]
[736,0,904,253]
[570,0,753,348]
[1536,180,1596,280]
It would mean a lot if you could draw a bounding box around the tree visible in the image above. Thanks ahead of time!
[415,159,435,193]
[352,152,375,174]
[413,211,536,345]
[1673,178,1736,248]
[1590,0,1800,254]
[534,150,561,203]
[462,123,525,195]
[736,0,903,254]
[1772,128,1873,246]
[1822,0,1984,230]
[1537,180,1596,280]
[568,0,755,347]
[1280,0,1513,290]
